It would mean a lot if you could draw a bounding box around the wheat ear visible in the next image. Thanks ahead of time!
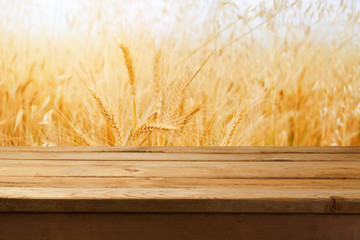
[200,115,216,146]
[89,89,123,145]
[225,104,247,146]
[77,133,92,146]
[131,123,178,142]
[120,44,137,130]
[180,105,201,128]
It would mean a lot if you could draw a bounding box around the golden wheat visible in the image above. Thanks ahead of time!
[0,0,359,146]
[119,44,137,131]
[89,89,124,145]
[225,104,247,146]
[131,123,178,142]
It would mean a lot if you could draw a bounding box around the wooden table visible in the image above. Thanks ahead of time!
[0,147,359,239]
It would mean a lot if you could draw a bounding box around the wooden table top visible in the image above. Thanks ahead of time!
[0,147,359,213]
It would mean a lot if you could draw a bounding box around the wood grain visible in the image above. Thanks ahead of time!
[1,177,358,188]
[1,187,360,200]
[1,188,360,213]
[0,213,359,240]
[0,160,359,178]
[0,147,359,214]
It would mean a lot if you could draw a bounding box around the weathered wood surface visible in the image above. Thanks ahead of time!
[0,147,359,213]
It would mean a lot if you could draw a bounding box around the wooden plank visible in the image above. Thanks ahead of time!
[0,147,359,215]
[1,213,359,240]
[1,146,360,153]
[0,187,360,200]
[1,151,359,161]
[2,187,359,200]
[1,177,359,189]
[0,160,359,178]
[0,187,360,213]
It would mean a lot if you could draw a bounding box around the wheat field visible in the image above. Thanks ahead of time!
[0,0,359,146]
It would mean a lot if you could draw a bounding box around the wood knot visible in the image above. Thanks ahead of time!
[329,196,344,213]
[125,168,139,173]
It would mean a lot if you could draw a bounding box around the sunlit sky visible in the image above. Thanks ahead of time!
[1,0,255,35]
[0,0,359,37]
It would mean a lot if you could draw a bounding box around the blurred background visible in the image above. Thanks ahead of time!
[1,0,359,39]
[0,0,359,146]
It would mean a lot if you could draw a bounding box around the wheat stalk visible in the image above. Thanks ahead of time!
[120,44,137,131]
[166,52,213,115]
[179,104,201,130]
[224,104,247,146]
[14,108,23,132]
[77,133,92,146]
[120,44,136,95]
[200,115,216,146]
[131,123,178,142]
[89,89,123,145]
[153,50,162,104]
[153,50,163,146]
